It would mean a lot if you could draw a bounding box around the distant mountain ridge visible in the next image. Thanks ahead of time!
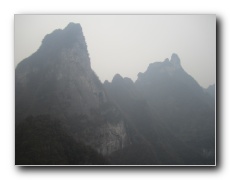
[104,53,215,164]
[137,53,215,155]
[15,23,215,165]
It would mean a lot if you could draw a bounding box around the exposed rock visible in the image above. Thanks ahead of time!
[15,23,128,156]
[170,53,181,68]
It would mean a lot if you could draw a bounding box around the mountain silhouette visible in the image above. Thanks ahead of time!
[15,23,130,164]
[15,23,215,165]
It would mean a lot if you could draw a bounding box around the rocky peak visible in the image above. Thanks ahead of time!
[112,74,124,83]
[36,23,90,70]
[41,23,83,49]
[110,74,135,88]
[123,77,134,85]
[16,23,129,156]
[15,23,98,120]
[138,53,182,79]
[170,53,181,68]
[64,22,82,32]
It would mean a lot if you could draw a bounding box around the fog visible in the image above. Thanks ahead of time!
[15,15,215,88]
[15,15,216,165]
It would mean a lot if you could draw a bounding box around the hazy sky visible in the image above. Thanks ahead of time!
[15,15,216,88]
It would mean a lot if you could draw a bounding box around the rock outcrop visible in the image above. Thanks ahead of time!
[15,23,129,156]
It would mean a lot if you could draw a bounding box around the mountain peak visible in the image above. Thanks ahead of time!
[65,22,81,28]
[164,58,170,63]
[40,23,85,51]
[112,74,124,83]
[64,22,82,32]
[33,22,91,70]
[170,53,181,68]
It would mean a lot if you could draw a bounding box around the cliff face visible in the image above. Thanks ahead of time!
[16,23,99,120]
[15,23,128,156]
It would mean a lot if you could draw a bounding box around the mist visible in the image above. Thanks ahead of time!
[15,15,216,165]
[15,15,215,88]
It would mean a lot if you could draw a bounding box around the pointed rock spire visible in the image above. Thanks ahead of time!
[170,53,181,68]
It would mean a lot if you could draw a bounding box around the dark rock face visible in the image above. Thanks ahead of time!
[15,115,109,165]
[15,23,129,158]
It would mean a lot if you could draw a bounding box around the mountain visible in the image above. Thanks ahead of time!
[205,84,215,99]
[15,23,129,164]
[15,23,215,165]
[16,115,108,165]
[104,56,215,164]
[134,54,215,162]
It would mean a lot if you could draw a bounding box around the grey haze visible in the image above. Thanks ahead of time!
[15,15,216,88]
